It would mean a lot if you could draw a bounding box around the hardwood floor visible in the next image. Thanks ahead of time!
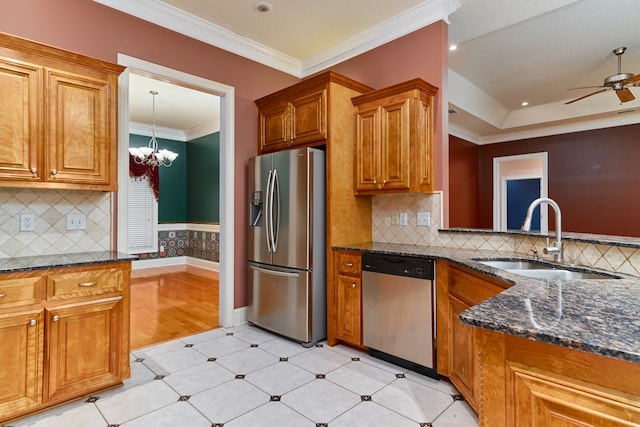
[130,265,219,350]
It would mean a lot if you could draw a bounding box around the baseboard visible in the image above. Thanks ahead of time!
[233,306,248,326]
[132,256,219,271]
[186,257,220,271]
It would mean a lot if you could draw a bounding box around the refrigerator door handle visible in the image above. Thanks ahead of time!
[250,264,301,278]
[265,168,274,252]
[272,168,280,252]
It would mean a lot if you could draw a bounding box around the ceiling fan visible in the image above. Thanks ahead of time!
[565,47,640,105]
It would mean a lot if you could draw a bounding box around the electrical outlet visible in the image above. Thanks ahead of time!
[66,214,86,230]
[417,212,431,226]
[399,212,408,226]
[20,214,35,232]
[391,214,398,226]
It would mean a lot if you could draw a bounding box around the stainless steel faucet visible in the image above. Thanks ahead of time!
[521,197,563,262]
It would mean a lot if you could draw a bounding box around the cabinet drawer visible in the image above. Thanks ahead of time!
[0,276,44,308]
[47,268,123,300]
[336,252,361,275]
[449,266,507,306]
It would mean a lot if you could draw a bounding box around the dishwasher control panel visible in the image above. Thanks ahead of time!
[361,253,434,280]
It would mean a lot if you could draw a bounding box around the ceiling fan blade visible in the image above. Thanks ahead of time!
[616,87,635,103]
[567,85,606,90]
[565,88,608,105]
[624,74,640,84]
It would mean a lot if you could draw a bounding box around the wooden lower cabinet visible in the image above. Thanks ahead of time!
[331,250,364,348]
[478,329,640,426]
[336,273,362,345]
[436,260,510,412]
[0,309,43,417]
[0,262,130,423]
[44,297,124,404]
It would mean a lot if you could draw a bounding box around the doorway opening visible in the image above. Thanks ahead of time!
[493,152,548,232]
[115,55,235,328]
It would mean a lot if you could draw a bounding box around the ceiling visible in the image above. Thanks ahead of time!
[103,0,640,144]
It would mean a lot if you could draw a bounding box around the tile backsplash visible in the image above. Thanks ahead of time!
[0,188,111,258]
[372,192,444,245]
[372,191,640,276]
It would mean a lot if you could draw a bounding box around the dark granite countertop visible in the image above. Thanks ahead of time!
[334,242,640,363]
[440,227,640,249]
[0,251,137,274]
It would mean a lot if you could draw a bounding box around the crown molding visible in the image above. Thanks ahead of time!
[129,120,219,142]
[94,0,302,76]
[185,119,220,141]
[96,0,460,78]
[129,122,187,141]
[451,111,640,145]
[301,0,461,76]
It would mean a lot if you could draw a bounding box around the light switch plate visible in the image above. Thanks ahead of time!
[399,212,408,226]
[417,212,431,226]
[67,213,86,230]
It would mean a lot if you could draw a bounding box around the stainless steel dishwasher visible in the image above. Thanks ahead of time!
[361,252,438,378]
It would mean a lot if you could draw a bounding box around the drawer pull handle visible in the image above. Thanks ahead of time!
[0,293,6,298]
[79,281,98,287]
[29,319,37,326]
[344,262,353,267]
[52,315,59,322]
[351,283,356,288]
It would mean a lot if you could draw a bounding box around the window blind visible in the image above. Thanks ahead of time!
[127,175,158,254]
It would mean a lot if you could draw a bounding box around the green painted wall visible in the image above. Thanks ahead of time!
[187,133,220,223]
[129,132,219,224]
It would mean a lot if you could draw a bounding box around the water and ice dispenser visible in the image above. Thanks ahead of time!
[250,191,263,227]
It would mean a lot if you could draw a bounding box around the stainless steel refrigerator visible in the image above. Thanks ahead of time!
[247,147,326,346]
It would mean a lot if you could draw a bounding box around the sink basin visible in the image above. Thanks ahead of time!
[476,260,549,270]
[508,269,618,280]
[474,259,621,280]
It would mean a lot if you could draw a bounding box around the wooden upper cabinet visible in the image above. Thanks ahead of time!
[0,57,41,181]
[352,78,438,195]
[44,69,114,187]
[256,76,333,154]
[0,33,123,191]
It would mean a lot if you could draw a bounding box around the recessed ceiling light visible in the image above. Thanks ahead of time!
[449,44,458,51]
[253,1,273,13]
[521,101,529,107]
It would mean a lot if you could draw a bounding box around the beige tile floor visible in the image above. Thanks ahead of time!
[5,325,478,427]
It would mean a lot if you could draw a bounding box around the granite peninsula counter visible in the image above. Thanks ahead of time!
[333,241,640,364]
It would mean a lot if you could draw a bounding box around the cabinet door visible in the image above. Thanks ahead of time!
[44,297,123,403]
[44,69,113,187]
[336,274,361,346]
[354,105,380,192]
[0,57,41,181]
[509,365,640,426]
[0,310,43,417]
[289,89,327,146]
[449,295,478,410]
[379,98,411,191]
[258,102,290,153]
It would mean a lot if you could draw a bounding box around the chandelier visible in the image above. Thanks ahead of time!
[129,90,179,168]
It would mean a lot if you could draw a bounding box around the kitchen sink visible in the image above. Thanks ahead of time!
[474,259,621,280]
[476,260,550,270]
